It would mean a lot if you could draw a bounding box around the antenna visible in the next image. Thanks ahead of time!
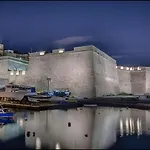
[30,47,32,53]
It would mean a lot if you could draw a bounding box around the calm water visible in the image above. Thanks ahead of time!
[1,107,150,149]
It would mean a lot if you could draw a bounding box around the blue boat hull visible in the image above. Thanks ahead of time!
[0,113,14,118]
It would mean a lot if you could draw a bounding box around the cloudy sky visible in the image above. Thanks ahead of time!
[0,1,150,66]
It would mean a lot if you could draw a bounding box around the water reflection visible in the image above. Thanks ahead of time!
[22,107,150,149]
[0,116,24,142]
[1,107,150,149]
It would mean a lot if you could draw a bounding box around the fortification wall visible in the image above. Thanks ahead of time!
[130,70,146,94]
[117,66,147,95]
[21,45,119,97]
[93,51,119,96]
[23,49,95,98]
[117,69,131,94]
[145,67,150,93]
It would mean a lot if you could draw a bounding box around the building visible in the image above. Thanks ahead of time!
[0,44,28,86]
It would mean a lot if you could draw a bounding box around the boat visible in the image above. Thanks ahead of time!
[0,106,14,118]
[0,84,37,101]
[28,95,52,102]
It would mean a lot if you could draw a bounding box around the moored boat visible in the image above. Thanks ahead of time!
[0,106,14,118]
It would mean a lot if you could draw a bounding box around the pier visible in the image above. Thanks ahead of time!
[0,96,150,111]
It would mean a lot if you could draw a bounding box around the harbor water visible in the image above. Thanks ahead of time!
[0,107,150,149]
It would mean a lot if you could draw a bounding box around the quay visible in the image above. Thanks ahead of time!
[1,96,150,111]
[0,100,83,111]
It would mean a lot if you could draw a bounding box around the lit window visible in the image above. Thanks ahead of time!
[59,50,64,53]
[120,66,124,69]
[39,51,45,56]
[137,67,141,71]
[10,71,13,75]
[22,70,25,75]
[16,71,19,75]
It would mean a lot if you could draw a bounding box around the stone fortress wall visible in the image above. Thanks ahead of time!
[0,44,150,97]
[117,66,150,95]
[16,45,119,98]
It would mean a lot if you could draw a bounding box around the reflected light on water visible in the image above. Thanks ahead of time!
[129,118,133,135]
[132,119,135,134]
[55,142,61,149]
[125,118,129,136]
[120,118,123,137]
[139,119,142,135]
[137,118,140,136]
[36,137,41,149]
[19,119,24,128]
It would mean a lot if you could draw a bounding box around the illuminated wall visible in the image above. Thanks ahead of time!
[117,66,149,94]
[22,45,119,97]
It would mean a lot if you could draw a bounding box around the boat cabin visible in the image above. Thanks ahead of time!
[5,84,36,93]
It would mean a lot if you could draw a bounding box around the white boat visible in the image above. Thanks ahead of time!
[0,84,37,101]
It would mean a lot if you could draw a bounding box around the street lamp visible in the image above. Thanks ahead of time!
[47,77,51,92]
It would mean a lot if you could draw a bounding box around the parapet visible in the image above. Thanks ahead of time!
[28,45,115,63]
[74,45,115,62]
[74,45,94,51]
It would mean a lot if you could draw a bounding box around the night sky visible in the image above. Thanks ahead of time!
[0,1,150,66]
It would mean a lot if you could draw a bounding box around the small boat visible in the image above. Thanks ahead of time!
[0,106,14,118]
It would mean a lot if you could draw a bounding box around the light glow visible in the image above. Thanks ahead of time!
[22,70,25,75]
[130,67,133,71]
[19,119,24,128]
[120,118,123,137]
[39,51,45,56]
[16,71,19,75]
[10,71,13,75]
[59,50,64,54]
[126,67,129,70]
[137,118,140,136]
[129,118,133,135]
[55,142,61,149]
[120,66,124,69]
[125,118,129,135]
[36,137,41,149]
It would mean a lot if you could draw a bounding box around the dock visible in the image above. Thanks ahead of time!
[1,96,150,111]
[0,101,83,111]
